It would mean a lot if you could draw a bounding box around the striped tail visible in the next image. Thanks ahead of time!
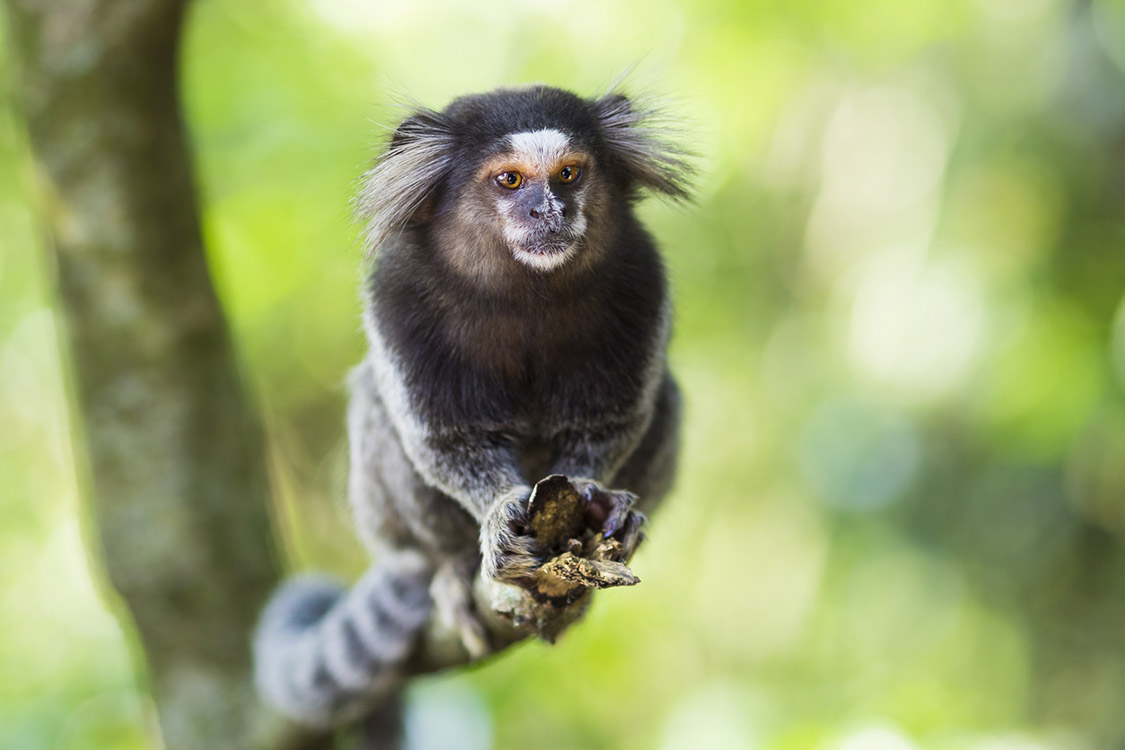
[253,552,434,727]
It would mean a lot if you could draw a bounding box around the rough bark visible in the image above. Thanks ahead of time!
[2,1,326,747]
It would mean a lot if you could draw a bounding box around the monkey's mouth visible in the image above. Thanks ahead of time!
[510,231,580,271]
[519,236,574,256]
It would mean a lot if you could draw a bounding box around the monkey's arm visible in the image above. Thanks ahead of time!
[407,426,546,584]
[540,368,678,553]
[363,336,530,524]
[365,330,548,587]
[548,296,673,485]
[547,361,671,485]
[548,414,650,484]
[409,425,530,523]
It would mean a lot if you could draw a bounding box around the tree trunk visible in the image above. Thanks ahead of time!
[2,1,327,747]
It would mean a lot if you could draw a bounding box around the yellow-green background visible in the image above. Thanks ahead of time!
[3,0,1125,748]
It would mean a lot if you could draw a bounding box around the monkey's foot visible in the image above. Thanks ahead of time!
[431,558,490,661]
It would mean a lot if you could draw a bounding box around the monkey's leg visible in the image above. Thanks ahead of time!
[253,549,433,727]
[610,372,682,514]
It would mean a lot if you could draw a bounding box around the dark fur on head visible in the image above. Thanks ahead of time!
[357,85,692,260]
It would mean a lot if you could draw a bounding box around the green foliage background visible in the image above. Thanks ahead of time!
[3,0,1125,748]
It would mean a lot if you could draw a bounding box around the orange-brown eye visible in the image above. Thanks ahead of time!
[558,165,581,184]
[496,171,523,189]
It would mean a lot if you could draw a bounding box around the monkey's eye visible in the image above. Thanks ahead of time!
[558,165,581,184]
[495,171,523,190]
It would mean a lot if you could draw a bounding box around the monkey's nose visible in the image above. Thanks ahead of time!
[529,201,566,233]
[529,205,566,219]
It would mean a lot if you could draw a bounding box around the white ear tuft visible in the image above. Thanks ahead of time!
[356,109,456,256]
[594,93,693,201]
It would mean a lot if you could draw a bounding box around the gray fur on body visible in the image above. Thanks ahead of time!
[253,85,688,728]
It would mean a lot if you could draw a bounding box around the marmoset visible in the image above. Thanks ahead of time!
[254,84,690,727]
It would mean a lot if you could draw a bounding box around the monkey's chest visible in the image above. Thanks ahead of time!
[420,304,648,432]
[438,347,638,435]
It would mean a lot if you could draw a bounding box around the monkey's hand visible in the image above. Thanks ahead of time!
[480,485,543,587]
[479,477,646,641]
[480,479,646,589]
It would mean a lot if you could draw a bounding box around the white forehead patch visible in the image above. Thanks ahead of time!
[507,129,570,174]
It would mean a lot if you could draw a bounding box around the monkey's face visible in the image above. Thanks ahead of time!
[478,129,593,272]
[361,85,689,281]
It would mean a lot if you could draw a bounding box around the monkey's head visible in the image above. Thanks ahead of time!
[359,86,690,279]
